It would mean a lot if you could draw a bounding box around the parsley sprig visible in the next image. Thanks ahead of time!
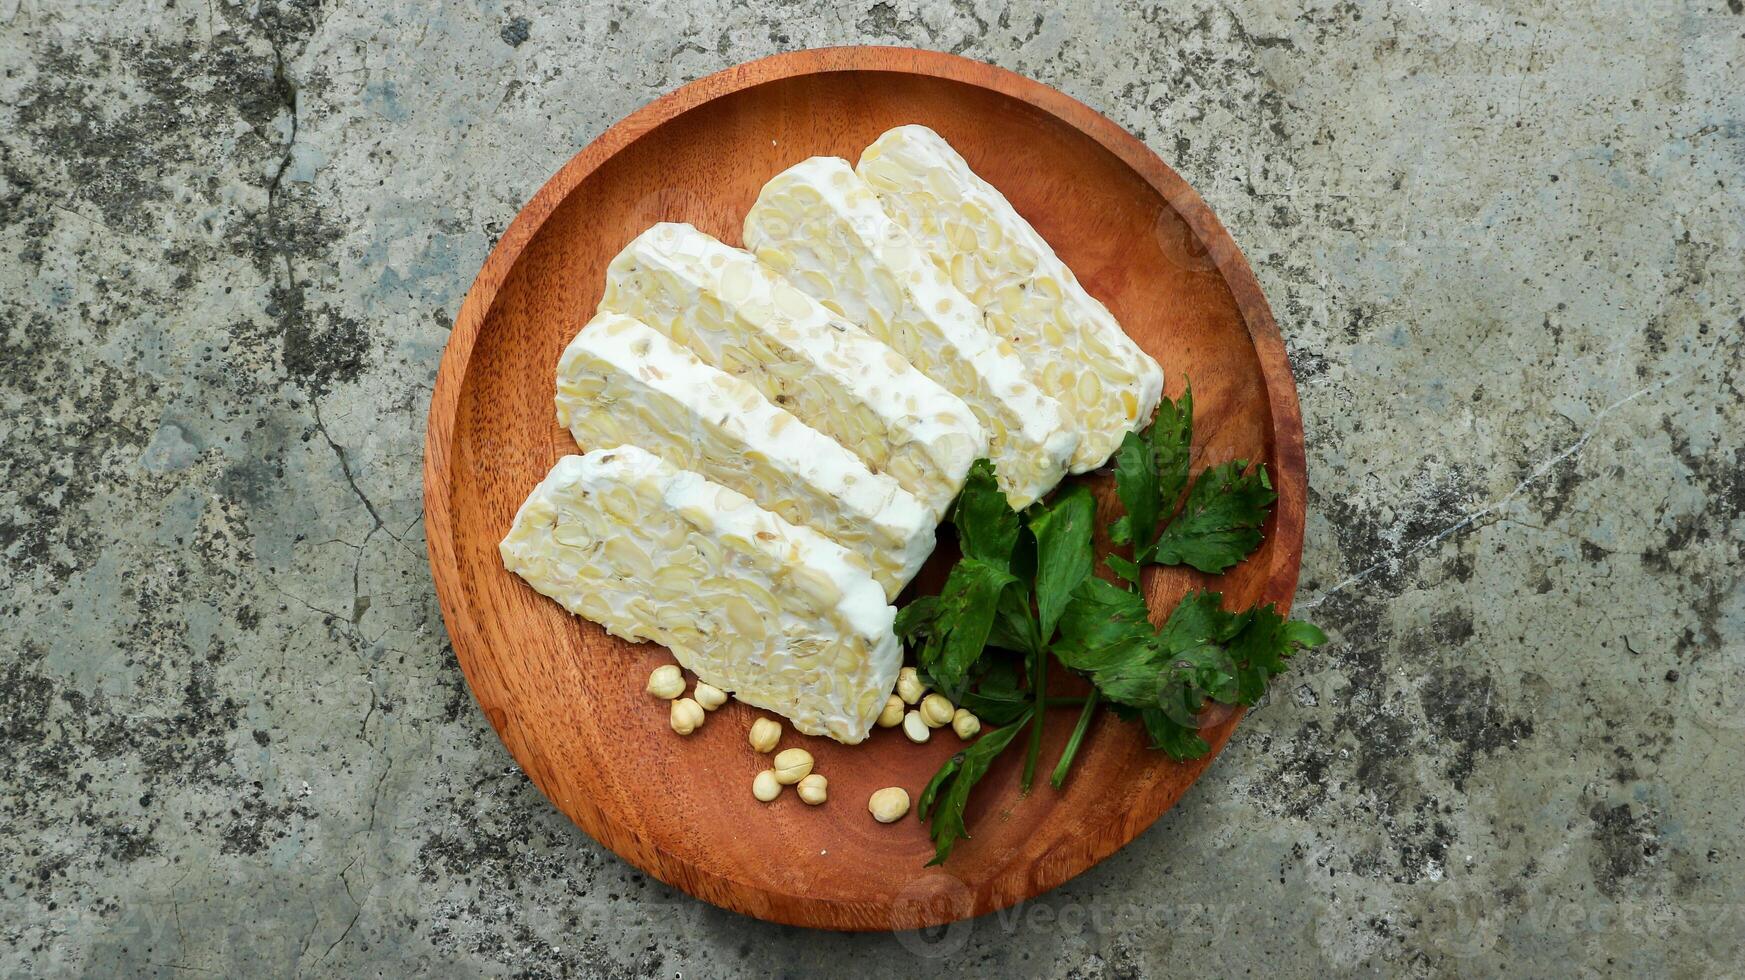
[896,385,1326,865]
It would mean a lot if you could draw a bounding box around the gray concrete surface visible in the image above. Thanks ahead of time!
[3,0,1742,976]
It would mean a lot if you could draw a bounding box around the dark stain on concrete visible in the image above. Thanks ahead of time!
[500,15,532,47]
[1588,801,1660,899]
[220,782,317,856]
[0,312,151,585]
[1419,665,1535,791]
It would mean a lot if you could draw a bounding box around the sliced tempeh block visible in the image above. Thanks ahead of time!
[857,125,1165,473]
[744,156,1080,508]
[500,446,900,743]
[555,312,933,598]
[599,222,985,520]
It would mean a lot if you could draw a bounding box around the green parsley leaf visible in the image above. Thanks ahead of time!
[920,709,1033,865]
[1110,386,1192,553]
[986,594,1039,655]
[1166,641,1240,708]
[1109,429,1158,549]
[1027,485,1096,643]
[1156,590,1248,653]
[895,557,1019,697]
[1140,706,1211,760]
[892,595,938,638]
[1051,579,1165,708]
[1147,460,1276,573]
[951,459,1020,569]
[957,659,1032,725]
[1055,589,1249,736]
[1084,652,1172,707]
[1054,576,1153,662]
[1137,603,1324,760]
[1225,604,1328,705]
[916,753,961,821]
[1150,386,1193,523]
[987,526,1041,654]
[1104,553,1142,586]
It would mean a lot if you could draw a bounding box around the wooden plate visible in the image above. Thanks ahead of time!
[424,47,1305,931]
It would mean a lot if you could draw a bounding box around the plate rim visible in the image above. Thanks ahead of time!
[423,45,1307,931]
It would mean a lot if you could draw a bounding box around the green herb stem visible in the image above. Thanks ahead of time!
[1022,648,1047,792]
[1050,689,1102,789]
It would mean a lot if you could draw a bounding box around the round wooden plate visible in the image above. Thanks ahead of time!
[424,47,1305,931]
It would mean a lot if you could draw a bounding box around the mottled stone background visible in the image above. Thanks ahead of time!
[3,0,1741,976]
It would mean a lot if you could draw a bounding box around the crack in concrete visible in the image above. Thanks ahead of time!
[365,754,393,834]
[318,858,364,964]
[1300,369,1690,611]
[311,401,394,540]
[270,584,348,624]
[293,905,317,973]
[264,35,301,321]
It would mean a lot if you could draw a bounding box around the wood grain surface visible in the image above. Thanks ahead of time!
[423,47,1307,931]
